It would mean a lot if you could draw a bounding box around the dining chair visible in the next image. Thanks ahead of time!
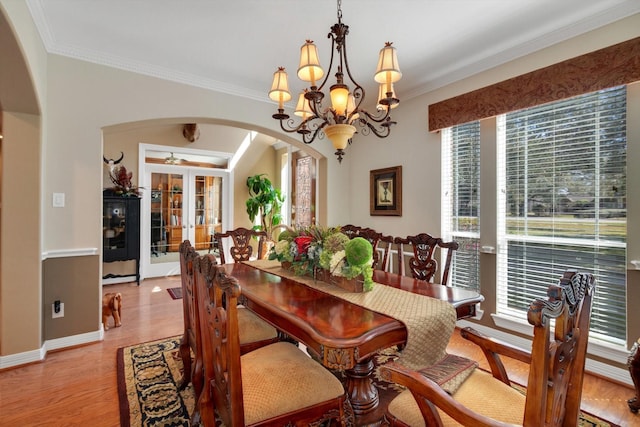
[394,233,458,285]
[177,240,201,393]
[197,257,347,427]
[214,227,267,264]
[178,243,279,416]
[380,269,596,427]
[357,227,394,271]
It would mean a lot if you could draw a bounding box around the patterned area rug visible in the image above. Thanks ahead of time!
[117,336,194,427]
[118,336,618,427]
[167,287,183,299]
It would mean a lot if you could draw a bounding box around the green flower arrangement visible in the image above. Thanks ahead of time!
[269,225,374,291]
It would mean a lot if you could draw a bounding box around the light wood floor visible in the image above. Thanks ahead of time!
[0,276,637,426]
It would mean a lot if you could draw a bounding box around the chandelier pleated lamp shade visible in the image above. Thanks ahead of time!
[375,43,402,87]
[269,67,291,109]
[298,41,324,86]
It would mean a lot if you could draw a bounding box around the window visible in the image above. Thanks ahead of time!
[497,86,627,345]
[442,121,481,291]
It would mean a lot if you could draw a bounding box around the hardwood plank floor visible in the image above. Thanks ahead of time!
[0,276,637,426]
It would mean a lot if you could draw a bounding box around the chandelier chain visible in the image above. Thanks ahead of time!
[337,0,342,22]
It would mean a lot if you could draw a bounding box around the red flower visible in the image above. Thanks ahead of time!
[294,236,313,255]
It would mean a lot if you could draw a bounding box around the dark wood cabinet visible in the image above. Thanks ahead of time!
[103,194,141,285]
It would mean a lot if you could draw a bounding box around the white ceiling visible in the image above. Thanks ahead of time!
[25,0,640,108]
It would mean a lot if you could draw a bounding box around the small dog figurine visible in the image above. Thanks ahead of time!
[102,292,122,331]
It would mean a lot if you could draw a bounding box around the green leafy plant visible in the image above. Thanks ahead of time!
[246,174,285,238]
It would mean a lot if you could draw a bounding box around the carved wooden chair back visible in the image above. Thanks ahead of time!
[436,239,459,286]
[177,240,203,396]
[381,270,596,426]
[192,254,281,426]
[198,260,347,426]
[214,227,267,264]
[378,234,395,272]
[340,225,393,271]
[394,233,458,285]
[357,227,393,271]
[193,254,223,427]
[524,270,595,424]
[340,224,363,240]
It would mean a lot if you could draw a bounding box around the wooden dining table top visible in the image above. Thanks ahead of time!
[220,262,484,371]
[371,269,484,320]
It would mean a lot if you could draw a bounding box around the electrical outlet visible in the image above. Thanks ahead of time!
[52,302,64,318]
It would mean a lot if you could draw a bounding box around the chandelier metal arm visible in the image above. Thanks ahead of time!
[358,106,392,124]
[301,121,328,144]
[359,117,394,138]
[337,23,364,103]
[274,110,322,136]
[315,33,337,93]
[309,97,325,120]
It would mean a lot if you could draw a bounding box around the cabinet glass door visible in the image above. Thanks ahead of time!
[103,199,128,254]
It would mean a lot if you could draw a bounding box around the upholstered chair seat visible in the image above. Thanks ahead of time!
[240,341,346,425]
[388,369,525,426]
[238,306,277,348]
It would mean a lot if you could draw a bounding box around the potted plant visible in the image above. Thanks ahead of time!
[245,174,285,240]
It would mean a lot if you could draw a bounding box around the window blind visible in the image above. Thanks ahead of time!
[442,122,481,291]
[497,86,627,344]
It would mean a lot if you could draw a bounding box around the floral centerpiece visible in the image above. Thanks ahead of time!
[269,225,374,292]
[106,165,142,197]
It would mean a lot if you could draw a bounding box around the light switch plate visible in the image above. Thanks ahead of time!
[53,193,65,208]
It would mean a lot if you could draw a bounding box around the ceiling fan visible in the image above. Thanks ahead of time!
[164,152,183,165]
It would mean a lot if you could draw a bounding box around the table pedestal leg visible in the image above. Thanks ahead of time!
[345,357,378,415]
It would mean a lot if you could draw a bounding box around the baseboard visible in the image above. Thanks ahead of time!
[456,319,633,386]
[0,329,103,370]
[0,346,45,371]
[45,329,103,351]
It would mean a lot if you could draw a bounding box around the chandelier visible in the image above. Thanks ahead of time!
[268,0,401,162]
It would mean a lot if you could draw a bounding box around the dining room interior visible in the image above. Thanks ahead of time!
[1,1,640,426]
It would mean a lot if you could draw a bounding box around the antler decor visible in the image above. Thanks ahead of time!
[103,151,124,173]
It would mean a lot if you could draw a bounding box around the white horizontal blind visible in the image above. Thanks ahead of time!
[497,86,627,345]
[442,122,480,291]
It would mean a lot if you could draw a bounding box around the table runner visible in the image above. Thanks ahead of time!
[245,259,457,371]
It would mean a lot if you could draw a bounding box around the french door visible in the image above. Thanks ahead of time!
[142,164,229,278]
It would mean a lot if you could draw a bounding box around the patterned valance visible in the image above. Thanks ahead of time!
[428,37,640,132]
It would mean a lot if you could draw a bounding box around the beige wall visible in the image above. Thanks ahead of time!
[1,0,639,376]
[0,0,46,357]
[1,112,41,354]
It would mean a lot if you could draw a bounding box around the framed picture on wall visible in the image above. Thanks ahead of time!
[370,166,402,216]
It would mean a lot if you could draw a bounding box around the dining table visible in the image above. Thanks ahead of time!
[220,260,484,417]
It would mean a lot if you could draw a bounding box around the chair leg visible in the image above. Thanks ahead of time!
[178,336,192,391]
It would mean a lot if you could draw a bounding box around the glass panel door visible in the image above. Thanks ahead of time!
[144,170,186,277]
[142,163,229,279]
[192,174,223,252]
